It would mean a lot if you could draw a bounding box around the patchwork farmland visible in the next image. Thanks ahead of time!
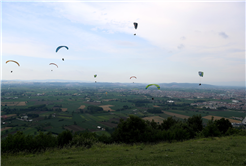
[1,82,245,139]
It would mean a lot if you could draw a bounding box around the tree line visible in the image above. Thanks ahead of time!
[2,114,246,154]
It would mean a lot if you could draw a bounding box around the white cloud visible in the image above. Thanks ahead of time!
[2,2,245,85]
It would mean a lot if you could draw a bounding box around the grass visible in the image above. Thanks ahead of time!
[2,136,246,166]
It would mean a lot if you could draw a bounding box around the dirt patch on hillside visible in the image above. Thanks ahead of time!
[61,108,67,112]
[162,111,190,119]
[143,116,165,124]
[1,127,12,131]
[99,105,115,111]
[78,105,86,109]
[64,125,85,132]
[202,115,241,123]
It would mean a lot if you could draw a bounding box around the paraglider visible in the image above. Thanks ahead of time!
[145,84,160,90]
[94,74,97,83]
[198,71,204,86]
[130,76,137,83]
[56,46,68,61]
[6,60,20,66]
[133,22,138,35]
[6,60,20,73]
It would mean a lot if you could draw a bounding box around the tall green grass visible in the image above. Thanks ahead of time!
[2,136,246,166]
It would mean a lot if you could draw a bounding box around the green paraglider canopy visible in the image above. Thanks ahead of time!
[198,71,204,77]
[145,84,160,90]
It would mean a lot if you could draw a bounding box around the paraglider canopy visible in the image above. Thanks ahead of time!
[6,60,20,66]
[49,63,58,68]
[198,71,204,77]
[145,84,160,90]
[130,76,137,79]
[56,46,69,52]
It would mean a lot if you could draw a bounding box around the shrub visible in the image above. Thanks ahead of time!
[57,130,73,148]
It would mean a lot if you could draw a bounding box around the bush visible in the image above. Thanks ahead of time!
[57,130,73,148]
[202,117,221,137]
[69,131,98,148]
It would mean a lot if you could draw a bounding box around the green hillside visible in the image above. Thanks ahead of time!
[2,136,246,166]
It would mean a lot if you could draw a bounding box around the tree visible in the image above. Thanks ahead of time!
[111,115,152,143]
[214,118,232,134]
[159,117,178,130]
[187,114,203,133]
[202,117,221,137]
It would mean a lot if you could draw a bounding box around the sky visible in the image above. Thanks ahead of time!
[1,1,245,86]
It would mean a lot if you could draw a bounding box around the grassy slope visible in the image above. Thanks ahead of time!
[2,136,246,166]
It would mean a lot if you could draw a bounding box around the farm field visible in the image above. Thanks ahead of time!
[162,111,190,119]
[202,115,241,123]
[1,82,245,139]
[99,105,115,111]
[1,101,27,106]
[142,116,165,123]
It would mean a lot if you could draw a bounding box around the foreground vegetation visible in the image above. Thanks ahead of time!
[2,115,246,153]
[2,135,246,166]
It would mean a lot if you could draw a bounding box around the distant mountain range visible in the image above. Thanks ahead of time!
[1,80,244,88]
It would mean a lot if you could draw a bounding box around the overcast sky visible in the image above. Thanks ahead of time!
[1,1,245,86]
